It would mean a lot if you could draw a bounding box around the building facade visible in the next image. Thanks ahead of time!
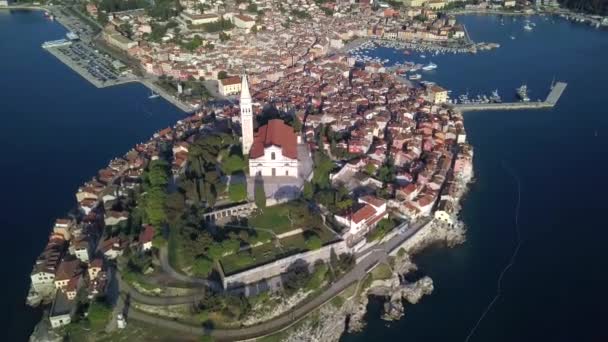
[248,119,299,177]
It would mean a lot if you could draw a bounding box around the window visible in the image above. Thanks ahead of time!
[272,168,276,176]
[271,152,276,160]
[285,170,289,176]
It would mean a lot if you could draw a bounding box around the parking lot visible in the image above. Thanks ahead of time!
[55,42,121,84]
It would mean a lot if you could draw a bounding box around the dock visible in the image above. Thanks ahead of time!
[453,82,567,112]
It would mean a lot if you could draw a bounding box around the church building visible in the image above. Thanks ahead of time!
[239,75,301,178]
[239,75,313,205]
[249,119,299,177]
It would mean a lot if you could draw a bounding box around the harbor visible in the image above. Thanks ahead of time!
[37,5,194,113]
[453,82,567,111]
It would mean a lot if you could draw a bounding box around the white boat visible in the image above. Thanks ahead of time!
[524,23,533,31]
[149,90,160,99]
[422,62,437,71]
[420,54,427,58]
[409,74,422,80]
[510,35,516,40]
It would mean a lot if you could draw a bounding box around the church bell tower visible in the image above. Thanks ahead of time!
[240,75,254,156]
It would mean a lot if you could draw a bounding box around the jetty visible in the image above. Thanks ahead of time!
[454,82,567,112]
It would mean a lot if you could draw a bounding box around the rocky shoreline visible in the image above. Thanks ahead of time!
[283,219,467,342]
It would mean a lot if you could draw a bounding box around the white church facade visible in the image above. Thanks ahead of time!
[248,119,300,177]
[239,75,313,204]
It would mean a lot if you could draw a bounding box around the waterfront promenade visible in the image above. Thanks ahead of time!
[454,82,567,112]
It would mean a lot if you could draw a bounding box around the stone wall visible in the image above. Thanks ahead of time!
[221,240,349,289]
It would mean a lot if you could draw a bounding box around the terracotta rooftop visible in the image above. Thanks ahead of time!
[250,119,298,159]
[220,76,241,86]
[351,204,377,224]
[139,225,155,244]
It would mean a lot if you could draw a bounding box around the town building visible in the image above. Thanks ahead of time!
[218,76,242,96]
[180,12,219,25]
[334,196,388,239]
[233,14,256,29]
[103,27,138,51]
[249,119,300,177]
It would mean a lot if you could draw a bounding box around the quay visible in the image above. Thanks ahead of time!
[454,81,567,112]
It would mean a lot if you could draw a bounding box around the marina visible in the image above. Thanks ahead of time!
[453,82,567,111]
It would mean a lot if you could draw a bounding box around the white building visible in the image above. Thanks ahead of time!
[218,76,242,96]
[248,119,300,177]
[233,14,256,29]
[334,196,388,236]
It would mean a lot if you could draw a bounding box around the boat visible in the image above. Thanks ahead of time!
[409,74,422,80]
[149,90,160,99]
[66,32,79,41]
[41,39,72,49]
[422,62,437,71]
[510,35,516,40]
[524,23,533,31]
[420,54,427,58]
[516,84,530,102]
[490,89,502,103]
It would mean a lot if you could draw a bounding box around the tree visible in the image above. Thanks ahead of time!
[192,256,214,277]
[305,234,322,250]
[88,300,112,330]
[302,181,313,200]
[229,183,247,202]
[207,244,224,260]
[364,163,376,175]
[221,238,240,255]
[218,71,228,80]
[143,187,167,226]
[97,12,109,25]
[247,3,258,13]
[222,155,245,175]
[254,177,266,209]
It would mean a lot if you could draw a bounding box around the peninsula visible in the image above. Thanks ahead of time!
[19,0,575,341]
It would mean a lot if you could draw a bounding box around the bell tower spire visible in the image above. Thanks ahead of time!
[240,75,254,156]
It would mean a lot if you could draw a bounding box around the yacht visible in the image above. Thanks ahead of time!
[490,89,502,103]
[422,62,437,71]
[516,85,530,102]
[409,74,422,80]
[524,23,533,31]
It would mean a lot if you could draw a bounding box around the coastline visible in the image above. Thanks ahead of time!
[11,4,196,114]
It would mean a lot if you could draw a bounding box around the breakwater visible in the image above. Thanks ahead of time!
[454,82,566,112]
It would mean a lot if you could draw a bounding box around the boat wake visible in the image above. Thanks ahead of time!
[464,161,522,342]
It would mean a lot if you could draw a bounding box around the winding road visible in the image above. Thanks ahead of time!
[119,218,432,340]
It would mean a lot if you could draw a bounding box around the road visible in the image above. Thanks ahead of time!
[120,218,433,340]
[158,247,223,291]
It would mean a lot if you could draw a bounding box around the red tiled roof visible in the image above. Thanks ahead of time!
[220,76,241,86]
[56,259,81,281]
[360,196,384,208]
[351,204,377,224]
[250,119,297,159]
[139,225,155,244]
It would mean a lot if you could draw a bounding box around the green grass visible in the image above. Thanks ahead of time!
[220,228,336,275]
[371,263,393,281]
[219,201,340,275]
[248,200,324,235]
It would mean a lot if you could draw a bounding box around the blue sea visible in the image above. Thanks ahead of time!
[342,14,608,342]
[2,9,608,342]
[0,10,185,341]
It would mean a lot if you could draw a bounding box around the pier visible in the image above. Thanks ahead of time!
[454,82,567,112]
